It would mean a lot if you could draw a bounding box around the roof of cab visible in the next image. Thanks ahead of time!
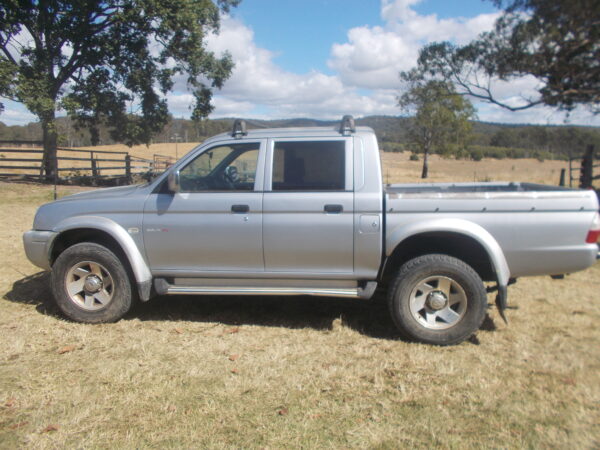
[202,116,375,145]
[203,125,375,145]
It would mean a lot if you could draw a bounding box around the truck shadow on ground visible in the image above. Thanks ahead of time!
[3,271,59,315]
[4,271,498,341]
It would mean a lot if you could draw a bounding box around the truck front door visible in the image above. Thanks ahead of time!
[143,140,265,274]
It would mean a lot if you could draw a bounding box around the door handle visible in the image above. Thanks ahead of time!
[324,204,343,214]
[231,204,249,213]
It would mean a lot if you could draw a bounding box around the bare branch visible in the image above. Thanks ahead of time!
[0,42,18,65]
[0,93,20,103]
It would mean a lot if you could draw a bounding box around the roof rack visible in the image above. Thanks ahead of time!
[231,119,247,138]
[339,115,355,136]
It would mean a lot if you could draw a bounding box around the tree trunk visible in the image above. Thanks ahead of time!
[421,148,429,179]
[41,110,58,182]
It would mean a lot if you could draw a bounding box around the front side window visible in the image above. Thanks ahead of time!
[272,141,345,191]
[179,143,259,192]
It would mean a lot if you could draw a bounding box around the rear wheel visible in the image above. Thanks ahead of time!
[388,254,487,345]
[51,243,133,323]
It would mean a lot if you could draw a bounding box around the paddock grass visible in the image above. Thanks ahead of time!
[0,154,598,448]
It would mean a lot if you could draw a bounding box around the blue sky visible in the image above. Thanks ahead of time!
[2,0,599,126]
[233,0,496,74]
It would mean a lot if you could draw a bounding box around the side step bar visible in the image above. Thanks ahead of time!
[154,279,377,300]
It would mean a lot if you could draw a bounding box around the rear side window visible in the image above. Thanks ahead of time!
[272,141,345,191]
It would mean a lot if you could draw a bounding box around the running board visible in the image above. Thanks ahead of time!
[154,279,377,300]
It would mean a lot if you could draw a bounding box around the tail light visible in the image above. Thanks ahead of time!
[586,212,600,243]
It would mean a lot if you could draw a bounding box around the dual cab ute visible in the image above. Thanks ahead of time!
[23,117,600,345]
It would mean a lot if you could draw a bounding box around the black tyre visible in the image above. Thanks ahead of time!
[388,254,487,345]
[51,243,133,323]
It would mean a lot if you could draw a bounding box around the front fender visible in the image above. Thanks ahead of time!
[386,218,511,286]
[52,216,152,291]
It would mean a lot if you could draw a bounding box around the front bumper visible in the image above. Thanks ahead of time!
[23,230,58,270]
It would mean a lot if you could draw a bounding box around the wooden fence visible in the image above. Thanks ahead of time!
[566,159,600,188]
[153,153,176,172]
[0,145,175,184]
[563,145,599,189]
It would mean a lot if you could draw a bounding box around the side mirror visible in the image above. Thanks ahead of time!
[167,170,180,193]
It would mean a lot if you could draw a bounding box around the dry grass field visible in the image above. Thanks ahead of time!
[1,153,599,448]
[0,141,570,185]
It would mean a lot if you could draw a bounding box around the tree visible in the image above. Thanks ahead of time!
[0,0,239,179]
[407,0,600,114]
[399,80,476,178]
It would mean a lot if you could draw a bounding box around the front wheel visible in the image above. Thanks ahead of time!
[51,243,133,323]
[388,254,487,345]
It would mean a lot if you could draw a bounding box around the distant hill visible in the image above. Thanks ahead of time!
[1,115,599,160]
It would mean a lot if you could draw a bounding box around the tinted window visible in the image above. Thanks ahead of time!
[272,141,345,191]
[179,143,259,192]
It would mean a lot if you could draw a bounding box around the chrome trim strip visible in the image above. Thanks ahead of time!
[165,286,361,298]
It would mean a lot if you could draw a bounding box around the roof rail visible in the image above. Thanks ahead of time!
[339,115,355,136]
[231,119,247,138]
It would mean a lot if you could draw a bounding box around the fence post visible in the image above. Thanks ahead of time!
[53,153,58,200]
[91,152,98,179]
[125,154,131,183]
[559,168,566,187]
[569,158,573,187]
[579,145,594,189]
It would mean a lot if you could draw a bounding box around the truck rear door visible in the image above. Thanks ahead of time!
[262,137,354,274]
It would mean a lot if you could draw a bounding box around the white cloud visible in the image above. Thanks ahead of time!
[202,16,400,119]
[2,0,599,126]
[166,92,257,118]
[206,18,341,105]
[166,93,195,113]
[196,1,509,121]
[477,102,600,126]
[210,96,256,117]
[328,0,499,91]
[0,103,38,124]
[329,26,416,89]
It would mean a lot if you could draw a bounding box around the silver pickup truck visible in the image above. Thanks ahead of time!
[23,116,600,345]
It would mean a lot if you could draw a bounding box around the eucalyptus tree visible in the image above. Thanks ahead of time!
[405,0,600,114]
[399,79,476,178]
[0,0,239,178]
